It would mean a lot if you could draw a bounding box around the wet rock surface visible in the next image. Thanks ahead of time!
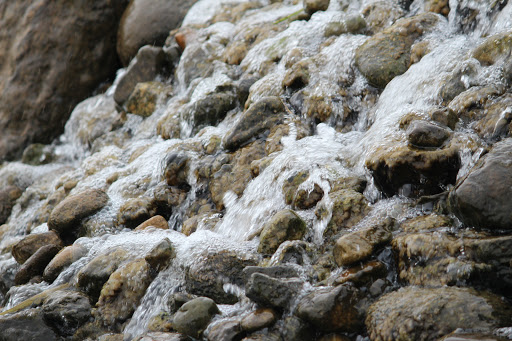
[0,0,512,340]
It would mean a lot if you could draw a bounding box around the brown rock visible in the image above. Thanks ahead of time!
[43,244,88,283]
[135,215,169,231]
[48,188,109,242]
[0,0,128,160]
[12,231,63,264]
[258,210,307,255]
[240,308,277,332]
[0,186,23,224]
[15,244,61,285]
[117,0,196,66]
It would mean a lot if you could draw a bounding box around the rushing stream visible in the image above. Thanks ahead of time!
[1,0,512,340]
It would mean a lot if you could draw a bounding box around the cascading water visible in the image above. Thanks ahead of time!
[1,0,512,340]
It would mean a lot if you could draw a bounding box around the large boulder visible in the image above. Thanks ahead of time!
[117,0,197,66]
[449,138,512,229]
[366,286,512,341]
[0,0,128,161]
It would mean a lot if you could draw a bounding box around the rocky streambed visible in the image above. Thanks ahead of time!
[1,0,512,340]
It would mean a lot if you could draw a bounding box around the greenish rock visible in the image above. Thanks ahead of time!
[12,231,63,265]
[187,91,237,133]
[472,30,512,66]
[361,1,404,34]
[295,284,363,333]
[258,209,307,255]
[449,138,512,230]
[303,0,329,15]
[333,220,393,267]
[48,188,109,243]
[282,171,324,210]
[173,297,220,339]
[366,286,512,341]
[324,14,367,37]
[322,189,370,238]
[406,120,452,148]
[21,144,54,166]
[125,81,169,117]
[400,214,454,232]
[223,96,285,151]
[76,248,129,303]
[42,290,92,336]
[245,272,304,310]
[355,13,440,88]
[94,259,154,330]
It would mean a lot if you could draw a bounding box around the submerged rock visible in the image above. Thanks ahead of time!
[366,286,512,341]
[449,138,512,230]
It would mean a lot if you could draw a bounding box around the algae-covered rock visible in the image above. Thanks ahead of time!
[361,1,404,34]
[258,209,307,255]
[173,297,220,339]
[449,138,512,230]
[366,286,512,341]
[125,81,170,117]
[355,13,440,88]
[322,189,370,238]
[282,171,324,210]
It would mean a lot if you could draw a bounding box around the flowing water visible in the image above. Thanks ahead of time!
[1,0,511,339]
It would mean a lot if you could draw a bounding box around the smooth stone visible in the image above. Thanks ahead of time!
[173,297,220,339]
[12,231,63,264]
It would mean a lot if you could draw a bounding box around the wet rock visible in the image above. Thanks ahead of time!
[324,14,367,37]
[366,143,460,197]
[43,244,88,283]
[173,297,220,339]
[258,209,307,255]
[355,13,440,88]
[321,189,370,238]
[0,308,59,341]
[241,308,277,333]
[317,334,351,341]
[269,240,315,266]
[42,290,91,336]
[117,197,157,229]
[448,84,506,122]
[117,0,196,66]
[406,120,452,148]
[48,188,109,243]
[95,259,153,329]
[77,248,129,303]
[449,138,512,230]
[333,220,393,266]
[0,0,128,160]
[21,144,54,166]
[134,332,192,341]
[330,260,387,287]
[282,171,324,209]
[14,244,61,285]
[135,215,169,231]
[304,0,330,15]
[280,316,316,341]
[366,286,512,341]
[125,81,170,117]
[474,94,512,140]
[245,272,304,310]
[209,141,266,209]
[144,238,175,271]
[114,46,169,106]
[186,250,258,304]
[473,31,512,75]
[361,1,404,34]
[207,319,243,341]
[425,0,450,15]
[223,96,285,151]
[12,231,63,265]
[164,153,190,188]
[430,107,459,130]
[242,265,300,284]
[186,91,238,133]
[400,214,453,232]
[0,186,22,225]
[295,284,363,333]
